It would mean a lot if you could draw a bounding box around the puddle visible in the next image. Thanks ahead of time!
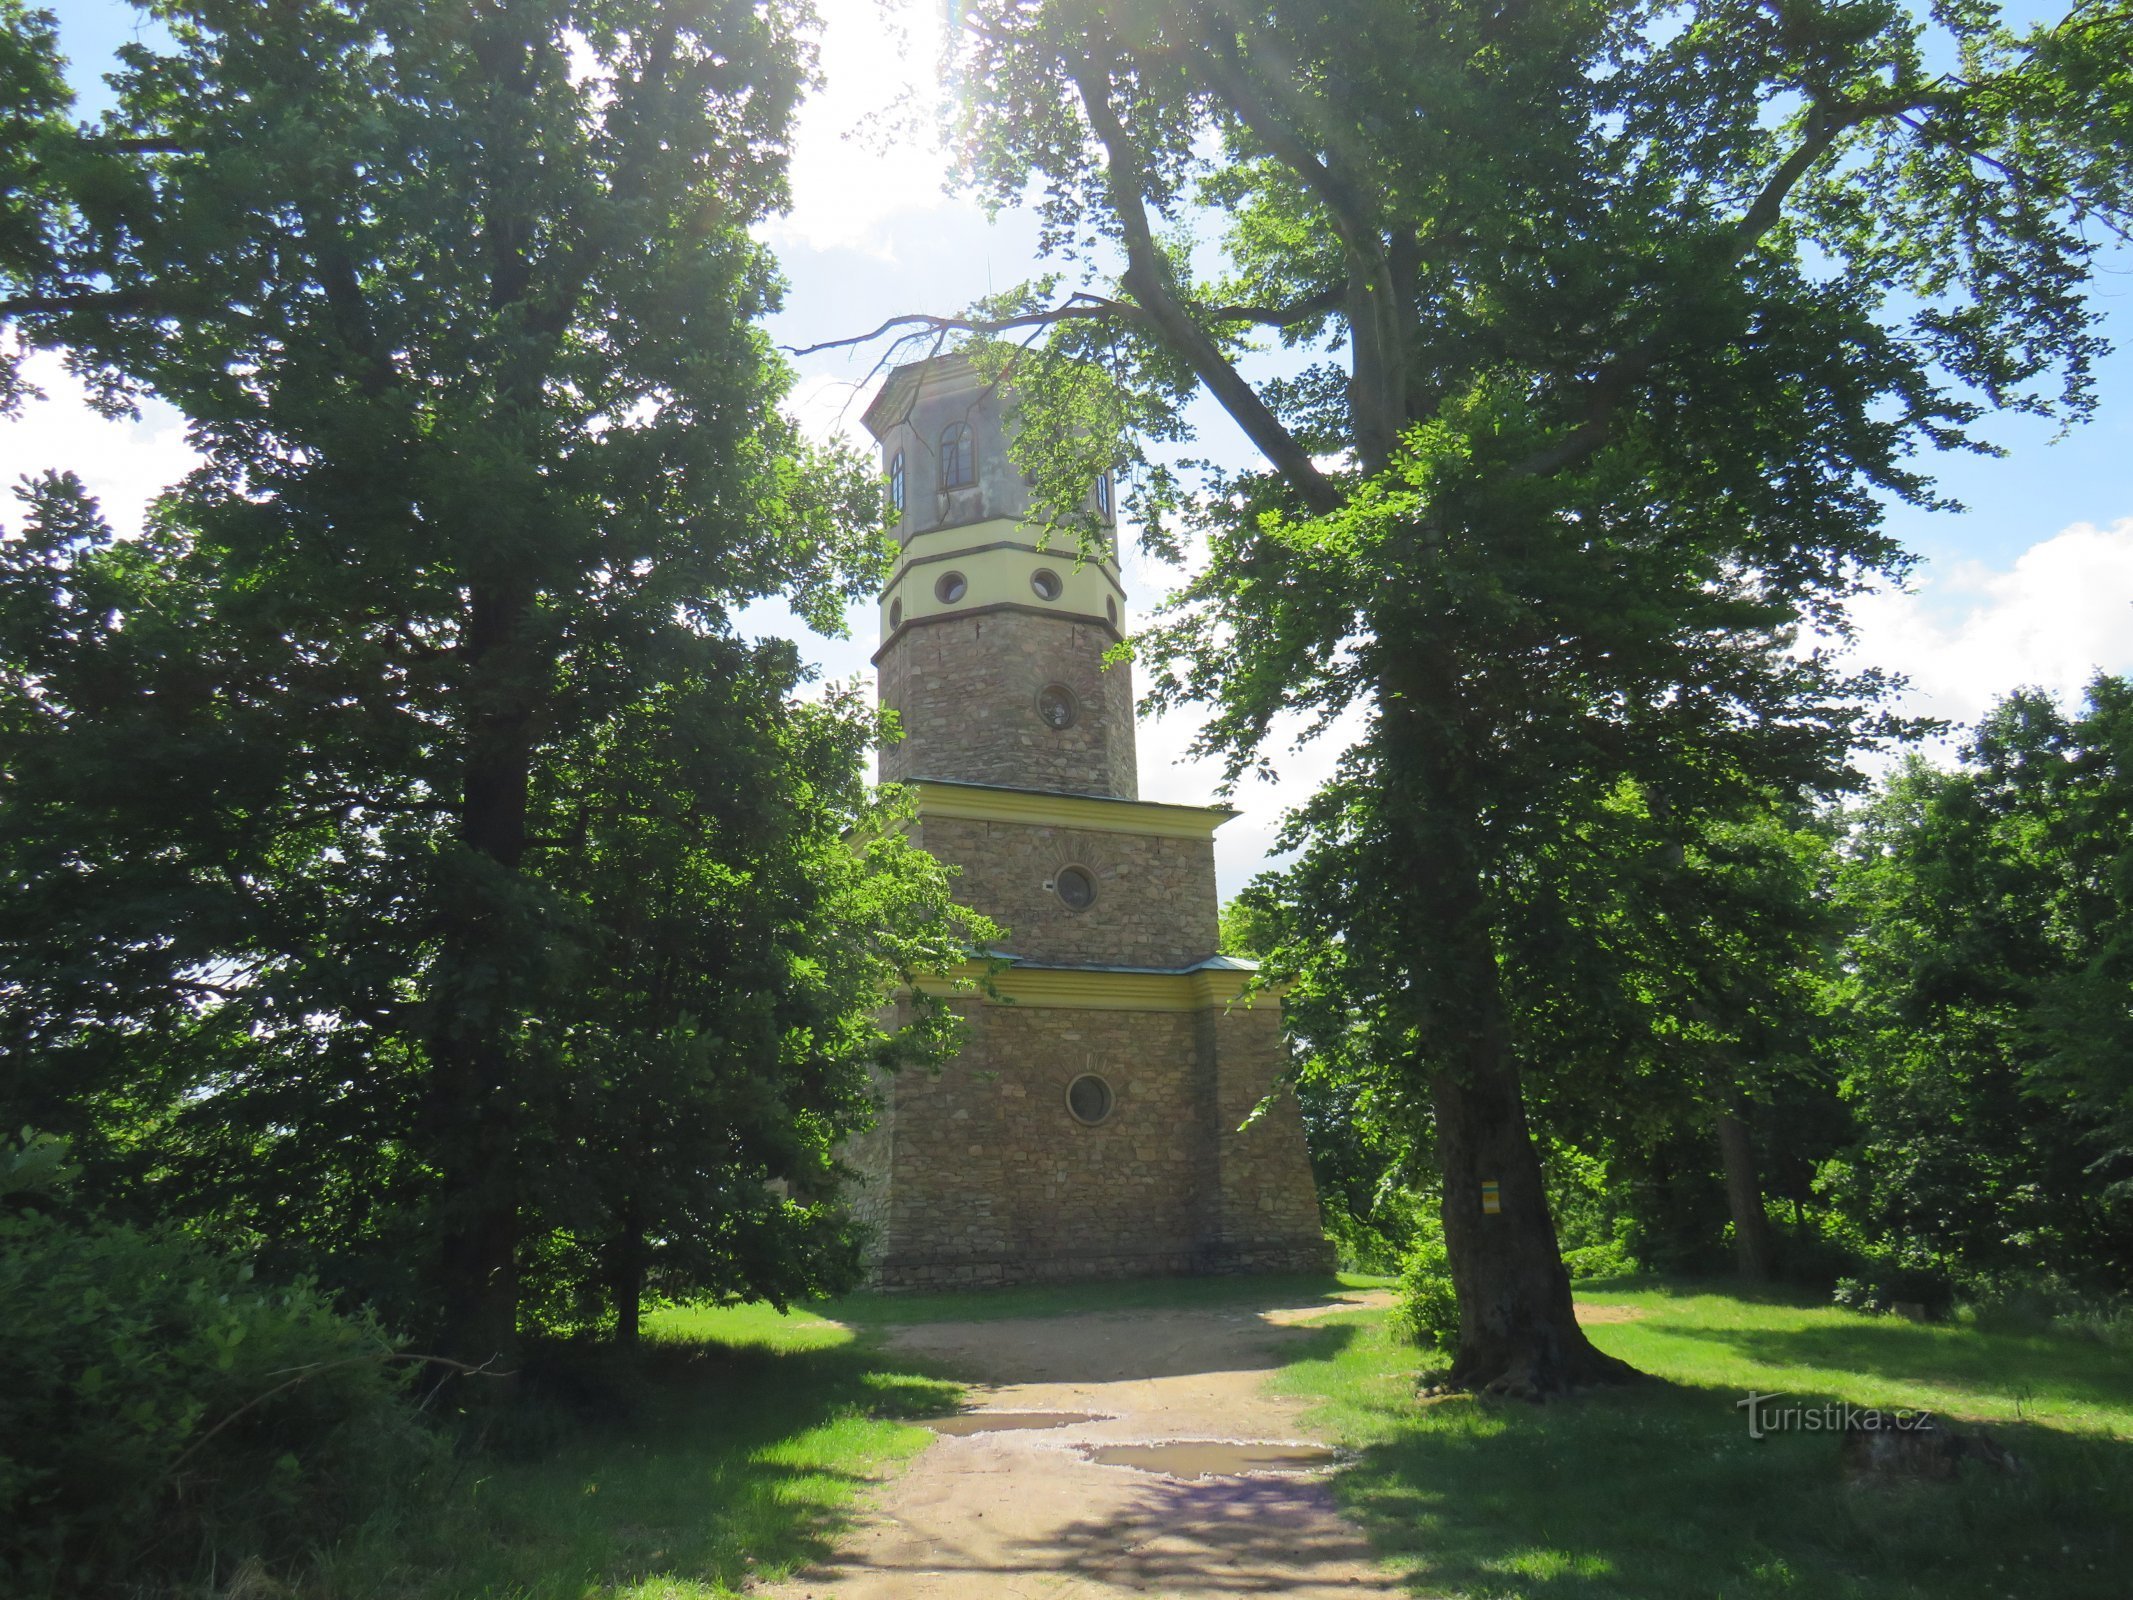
[926,1411,1103,1436]
[1085,1441,1338,1478]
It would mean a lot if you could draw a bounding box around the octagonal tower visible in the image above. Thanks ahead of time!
[848,353,1330,1289]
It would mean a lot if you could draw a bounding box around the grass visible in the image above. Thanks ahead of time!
[304,1273,2133,1598]
[1278,1280,2133,1599]
[311,1302,960,1599]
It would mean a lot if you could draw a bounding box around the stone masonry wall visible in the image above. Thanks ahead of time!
[879,609,1138,799]
[861,997,1331,1288]
[1197,998,1331,1271]
[917,813,1220,970]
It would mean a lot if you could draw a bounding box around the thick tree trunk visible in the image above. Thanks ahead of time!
[1421,838,1635,1393]
[1386,649,1639,1397]
[1430,1032,1638,1395]
[428,572,540,1367]
[1715,1094,1778,1283]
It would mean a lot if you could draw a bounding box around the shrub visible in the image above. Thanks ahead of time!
[0,1211,435,1597]
[1832,1259,1956,1319]
[1561,1236,1639,1280]
[1320,1186,1433,1275]
[1389,1227,1460,1357]
[1958,1271,2133,1345]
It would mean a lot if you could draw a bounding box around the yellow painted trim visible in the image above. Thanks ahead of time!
[911,779,1235,840]
[881,521,1125,637]
[913,961,1281,1014]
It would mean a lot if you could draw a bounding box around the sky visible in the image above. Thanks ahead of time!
[10,0,2132,896]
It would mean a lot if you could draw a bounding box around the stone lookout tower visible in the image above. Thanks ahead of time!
[850,353,1330,1286]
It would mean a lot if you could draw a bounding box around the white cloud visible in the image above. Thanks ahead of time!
[784,367,882,452]
[0,353,196,537]
[1846,517,2133,739]
[761,0,959,259]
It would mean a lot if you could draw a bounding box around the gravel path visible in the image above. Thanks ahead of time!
[760,1291,1402,1600]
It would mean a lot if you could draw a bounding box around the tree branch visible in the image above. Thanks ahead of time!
[0,287,166,318]
[783,298,1135,357]
[1513,90,1947,481]
[1178,4,1407,472]
[1067,33,1341,513]
[780,284,1340,360]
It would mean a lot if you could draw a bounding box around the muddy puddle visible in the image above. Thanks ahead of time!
[1084,1441,1337,1478]
[925,1411,1103,1436]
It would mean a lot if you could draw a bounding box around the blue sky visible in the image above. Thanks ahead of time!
[14,0,2132,894]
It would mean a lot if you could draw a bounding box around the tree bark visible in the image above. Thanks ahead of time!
[1391,647,1638,1397]
[1425,928,1638,1396]
[610,1228,645,1350]
[1715,1093,1778,1283]
[428,569,540,1366]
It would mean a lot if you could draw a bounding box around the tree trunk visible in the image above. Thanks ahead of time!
[427,571,540,1366]
[1421,851,1635,1394]
[1430,1040,1638,1396]
[1715,1093,1778,1283]
[1386,649,1639,1397]
[611,1231,645,1349]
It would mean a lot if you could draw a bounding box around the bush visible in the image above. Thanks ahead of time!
[1832,1259,1956,1319]
[1561,1237,1639,1280]
[1320,1187,1433,1275]
[0,1211,435,1597]
[1958,1272,2133,1345]
[1766,1202,1871,1288]
[1389,1227,1460,1357]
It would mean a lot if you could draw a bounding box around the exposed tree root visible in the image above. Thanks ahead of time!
[1437,1330,1642,1402]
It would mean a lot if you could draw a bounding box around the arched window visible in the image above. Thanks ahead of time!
[1095,471,1113,519]
[940,422,975,489]
[888,450,905,513]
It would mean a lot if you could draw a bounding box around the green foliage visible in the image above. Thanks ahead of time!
[929,0,2133,1382]
[1832,1262,1957,1320]
[0,1126,71,1205]
[1390,1224,1460,1358]
[1822,679,2133,1300]
[0,1,988,1354]
[0,1207,431,1597]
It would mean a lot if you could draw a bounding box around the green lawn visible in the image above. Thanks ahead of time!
[1278,1282,2133,1600]
[306,1276,2131,1599]
[312,1303,959,1600]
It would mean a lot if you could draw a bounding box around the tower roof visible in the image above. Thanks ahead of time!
[862,352,983,441]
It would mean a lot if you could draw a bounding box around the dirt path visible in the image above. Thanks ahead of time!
[761,1290,1402,1600]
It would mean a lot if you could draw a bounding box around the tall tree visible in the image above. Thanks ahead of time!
[0,0,979,1360]
[1824,683,2133,1293]
[833,0,2132,1390]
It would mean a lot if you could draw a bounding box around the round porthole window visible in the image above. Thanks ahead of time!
[1106,596,1119,625]
[1054,865,1096,910]
[890,597,903,628]
[1066,1072,1114,1125]
[935,571,967,604]
[1036,684,1078,730]
[1031,568,1063,601]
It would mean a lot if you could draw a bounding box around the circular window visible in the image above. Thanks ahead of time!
[1066,1073,1115,1126]
[935,571,967,604]
[1036,684,1078,730]
[1106,596,1119,625]
[889,597,903,629]
[1054,865,1096,910]
[1031,568,1063,601]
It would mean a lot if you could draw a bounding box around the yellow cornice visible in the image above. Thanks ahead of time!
[914,960,1282,1014]
[910,779,1235,841]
